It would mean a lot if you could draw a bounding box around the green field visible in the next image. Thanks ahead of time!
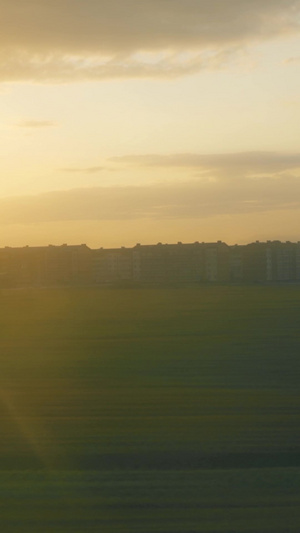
[0,286,300,532]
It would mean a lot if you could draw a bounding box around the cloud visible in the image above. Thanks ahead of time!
[61,166,106,174]
[0,49,241,83]
[0,0,299,82]
[0,151,300,224]
[16,120,56,128]
[284,55,300,64]
[111,151,300,177]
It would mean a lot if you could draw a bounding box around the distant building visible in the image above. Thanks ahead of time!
[0,240,299,287]
[0,244,92,287]
[93,247,134,284]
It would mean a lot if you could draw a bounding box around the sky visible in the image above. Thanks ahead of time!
[1,0,300,248]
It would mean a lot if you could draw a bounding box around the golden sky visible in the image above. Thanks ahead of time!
[1,0,300,247]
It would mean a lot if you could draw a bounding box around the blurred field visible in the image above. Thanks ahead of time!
[0,285,300,531]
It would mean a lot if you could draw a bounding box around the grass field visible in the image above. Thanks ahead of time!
[0,285,300,532]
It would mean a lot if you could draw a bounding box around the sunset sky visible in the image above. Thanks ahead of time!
[1,0,300,248]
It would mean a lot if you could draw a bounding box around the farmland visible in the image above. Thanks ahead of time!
[0,286,300,532]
